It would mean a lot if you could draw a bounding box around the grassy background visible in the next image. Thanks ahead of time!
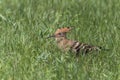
[0,0,120,80]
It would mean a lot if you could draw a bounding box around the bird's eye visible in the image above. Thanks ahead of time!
[58,33,62,35]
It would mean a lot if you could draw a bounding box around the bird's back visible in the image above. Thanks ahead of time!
[57,38,101,54]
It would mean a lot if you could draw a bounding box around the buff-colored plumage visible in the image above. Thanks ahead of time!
[48,27,102,55]
[54,27,71,35]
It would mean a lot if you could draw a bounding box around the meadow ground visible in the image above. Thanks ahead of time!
[0,0,120,80]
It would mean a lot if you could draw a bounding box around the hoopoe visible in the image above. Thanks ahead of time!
[47,27,102,55]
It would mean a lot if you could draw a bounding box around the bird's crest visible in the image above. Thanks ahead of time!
[54,27,72,35]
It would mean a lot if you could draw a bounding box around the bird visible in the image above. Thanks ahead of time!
[47,27,102,55]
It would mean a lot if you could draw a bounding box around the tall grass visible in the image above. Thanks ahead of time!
[0,0,120,80]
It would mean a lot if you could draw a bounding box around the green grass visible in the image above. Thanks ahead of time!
[0,0,120,80]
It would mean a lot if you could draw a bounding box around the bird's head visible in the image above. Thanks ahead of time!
[47,27,72,41]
